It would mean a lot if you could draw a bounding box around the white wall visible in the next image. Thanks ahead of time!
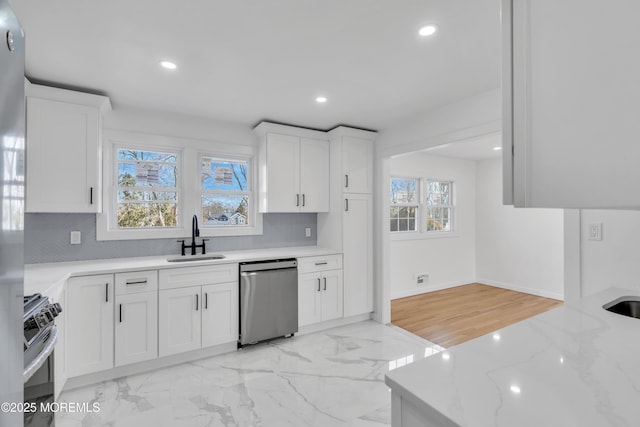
[390,153,477,298]
[104,107,256,146]
[579,209,640,296]
[475,159,564,300]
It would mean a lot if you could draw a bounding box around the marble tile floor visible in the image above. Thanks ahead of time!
[56,321,444,427]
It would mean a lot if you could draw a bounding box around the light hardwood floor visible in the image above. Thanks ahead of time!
[391,283,563,348]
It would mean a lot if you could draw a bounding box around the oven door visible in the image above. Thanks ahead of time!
[24,325,57,427]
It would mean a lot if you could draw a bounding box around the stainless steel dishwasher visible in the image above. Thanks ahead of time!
[239,259,298,347]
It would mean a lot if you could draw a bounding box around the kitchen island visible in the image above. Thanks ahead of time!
[385,287,640,427]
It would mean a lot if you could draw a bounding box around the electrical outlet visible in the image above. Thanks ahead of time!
[417,273,429,285]
[305,227,311,238]
[70,231,81,245]
[588,223,602,241]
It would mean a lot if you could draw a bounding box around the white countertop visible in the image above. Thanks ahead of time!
[385,287,640,427]
[25,246,339,302]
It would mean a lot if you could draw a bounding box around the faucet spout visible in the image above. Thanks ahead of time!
[192,214,200,240]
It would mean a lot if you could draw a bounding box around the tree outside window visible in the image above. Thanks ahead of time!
[200,157,251,227]
[116,149,178,228]
[390,177,418,232]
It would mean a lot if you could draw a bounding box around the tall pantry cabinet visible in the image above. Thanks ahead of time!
[318,127,376,317]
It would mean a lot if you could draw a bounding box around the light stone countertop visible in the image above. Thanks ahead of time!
[384,287,640,427]
[25,246,339,302]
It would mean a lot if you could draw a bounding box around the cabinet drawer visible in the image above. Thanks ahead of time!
[115,270,158,295]
[159,264,238,290]
[297,254,342,274]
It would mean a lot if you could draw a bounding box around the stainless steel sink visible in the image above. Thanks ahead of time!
[603,296,640,319]
[167,254,225,262]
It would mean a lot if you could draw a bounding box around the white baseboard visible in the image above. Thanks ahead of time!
[476,278,564,301]
[391,280,471,300]
[391,279,564,301]
[298,313,372,335]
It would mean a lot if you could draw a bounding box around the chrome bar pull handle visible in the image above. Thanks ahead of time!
[323,277,327,291]
[344,198,349,212]
[302,194,306,207]
[105,283,109,302]
[119,304,123,323]
[195,294,199,311]
[90,187,94,205]
[345,174,349,188]
[296,194,300,207]
[317,278,321,292]
[205,292,208,310]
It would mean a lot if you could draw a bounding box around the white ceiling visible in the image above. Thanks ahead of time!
[12,0,501,131]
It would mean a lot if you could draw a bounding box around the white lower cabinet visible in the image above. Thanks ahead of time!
[298,266,343,327]
[66,274,114,378]
[158,265,239,358]
[202,282,239,348]
[159,286,202,357]
[115,292,158,366]
[114,270,159,366]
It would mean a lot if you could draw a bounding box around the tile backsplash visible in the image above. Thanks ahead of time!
[25,213,317,264]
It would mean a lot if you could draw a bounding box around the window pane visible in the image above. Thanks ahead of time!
[117,203,177,228]
[390,219,398,232]
[390,206,400,219]
[399,219,408,231]
[118,163,176,188]
[202,195,249,226]
[202,158,248,192]
[390,178,417,204]
[118,191,176,202]
[116,148,179,229]
[118,149,177,163]
[408,219,416,231]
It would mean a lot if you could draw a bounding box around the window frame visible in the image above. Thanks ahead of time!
[114,145,181,230]
[389,176,456,239]
[97,130,263,241]
[199,153,253,229]
[389,176,420,233]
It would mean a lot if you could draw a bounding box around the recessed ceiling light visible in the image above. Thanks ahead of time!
[418,25,438,37]
[316,96,327,103]
[493,146,502,151]
[160,60,177,70]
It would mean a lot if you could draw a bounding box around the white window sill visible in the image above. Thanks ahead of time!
[390,231,458,241]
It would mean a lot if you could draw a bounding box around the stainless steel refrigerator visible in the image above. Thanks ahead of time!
[0,0,25,426]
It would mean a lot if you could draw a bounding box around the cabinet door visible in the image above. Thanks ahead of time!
[300,137,329,212]
[201,282,239,347]
[26,97,100,213]
[321,270,343,322]
[264,133,301,212]
[115,292,158,366]
[298,272,322,327]
[343,194,373,317]
[158,287,201,357]
[66,274,114,377]
[342,136,373,194]
[505,0,640,208]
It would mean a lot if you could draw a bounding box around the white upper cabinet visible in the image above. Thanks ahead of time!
[255,122,329,213]
[26,83,111,213]
[342,136,373,194]
[503,0,640,208]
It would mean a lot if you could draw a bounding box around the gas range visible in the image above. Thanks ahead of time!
[23,294,61,382]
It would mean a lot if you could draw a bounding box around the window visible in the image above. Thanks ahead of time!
[200,157,250,227]
[390,177,418,232]
[426,180,453,232]
[2,136,25,231]
[98,131,262,241]
[389,177,455,234]
[116,148,179,228]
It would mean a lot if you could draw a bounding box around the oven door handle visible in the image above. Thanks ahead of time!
[23,325,58,383]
